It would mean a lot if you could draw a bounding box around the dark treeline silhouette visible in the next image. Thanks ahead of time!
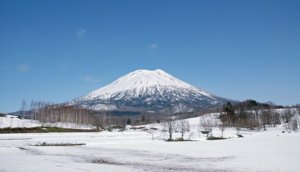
[220,100,298,131]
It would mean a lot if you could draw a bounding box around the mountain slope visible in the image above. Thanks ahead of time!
[70,69,230,112]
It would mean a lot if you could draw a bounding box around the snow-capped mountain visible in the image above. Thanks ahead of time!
[70,69,229,113]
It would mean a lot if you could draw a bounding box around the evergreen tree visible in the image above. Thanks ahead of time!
[221,102,236,126]
[127,119,131,125]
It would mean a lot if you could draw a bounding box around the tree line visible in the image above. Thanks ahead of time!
[19,99,300,134]
[220,100,299,132]
[20,100,110,129]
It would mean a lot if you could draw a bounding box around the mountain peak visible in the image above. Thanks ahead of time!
[127,69,169,77]
[81,69,209,100]
[71,69,228,112]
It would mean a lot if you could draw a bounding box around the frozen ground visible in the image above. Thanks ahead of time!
[0,123,300,172]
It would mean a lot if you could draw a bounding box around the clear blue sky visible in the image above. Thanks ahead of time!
[1,0,300,113]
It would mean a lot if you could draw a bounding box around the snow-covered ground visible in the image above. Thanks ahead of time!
[0,114,300,172]
[0,115,96,130]
[0,115,40,128]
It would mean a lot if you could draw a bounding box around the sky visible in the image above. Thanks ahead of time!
[1,0,300,113]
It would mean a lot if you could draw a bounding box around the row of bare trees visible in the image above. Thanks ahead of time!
[163,102,300,141]
[159,104,300,141]
[20,100,112,129]
[19,99,300,134]
[159,117,191,141]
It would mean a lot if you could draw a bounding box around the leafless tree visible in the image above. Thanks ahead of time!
[197,122,202,139]
[270,110,281,128]
[199,116,215,138]
[291,119,298,131]
[30,101,102,128]
[247,112,257,130]
[161,122,168,140]
[296,106,300,129]
[30,100,35,119]
[21,99,27,119]
[177,119,190,139]
[254,107,262,131]
[282,108,294,132]
[261,110,270,131]
[219,124,225,138]
[147,124,157,140]
[166,117,176,141]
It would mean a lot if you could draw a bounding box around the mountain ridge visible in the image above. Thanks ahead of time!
[70,69,230,113]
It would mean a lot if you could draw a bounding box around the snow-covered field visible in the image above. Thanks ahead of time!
[1,115,300,172]
[0,115,96,130]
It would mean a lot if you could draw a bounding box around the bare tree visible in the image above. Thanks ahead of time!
[30,100,35,119]
[291,119,298,131]
[270,110,281,128]
[261,110,270,131]
[166,117,176,141]
[197,122,202,139]
[247,112,257,130]
[296,106,300,129]
[101,111,107,129]
[147,124,157,140]
[199,116,215,138]
[219,124,225,138]
[177,119,190,139]
[282,108,294,132]
[21,99,27,119]
[161,122,168,140]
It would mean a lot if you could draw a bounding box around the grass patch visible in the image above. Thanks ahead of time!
[166,138,194,142]
[33,142,85,146]
[150,127,158,130]
[237,134,244,138]
[111,125,124,129]
[207,137,226,140]
[0,127,99,133]
[107,125,125,131]
[92,159,125,166]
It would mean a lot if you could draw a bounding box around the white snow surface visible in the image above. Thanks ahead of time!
[0,115,40,128]
[79,69,212,100]
[1,113,300,172]
[0,115,95,130]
